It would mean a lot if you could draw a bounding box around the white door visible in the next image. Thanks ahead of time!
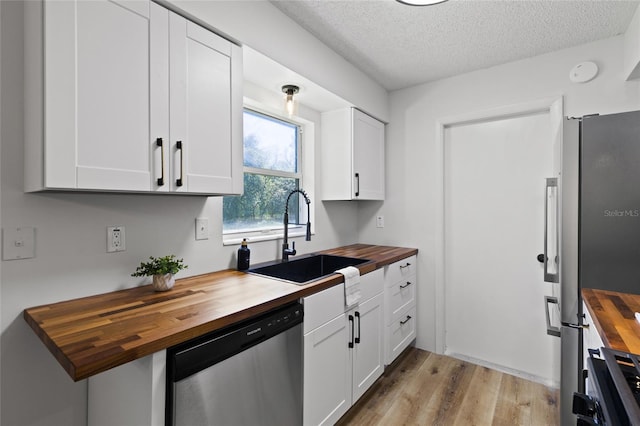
[352,109,385,200]
[351,292,384,402]
[444,111,560,384]
[303,314,350,426]
[46,0,154,191]
[169,14,235,194]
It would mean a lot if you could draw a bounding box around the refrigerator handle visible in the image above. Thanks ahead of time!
[544,178,560,283]
[545,296,561,337]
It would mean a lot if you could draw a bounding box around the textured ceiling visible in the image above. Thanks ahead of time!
[271,0,640,91]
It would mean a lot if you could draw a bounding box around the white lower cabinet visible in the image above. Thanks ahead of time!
[350,292,384,402]
[384,255,417,365]
[303,269,384,425]
[303,309,351,425]
[88,351,166,426]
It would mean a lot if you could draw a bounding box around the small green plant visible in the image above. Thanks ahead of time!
[131,255,188,277]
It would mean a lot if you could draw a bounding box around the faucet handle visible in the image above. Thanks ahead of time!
[292,241,296,251]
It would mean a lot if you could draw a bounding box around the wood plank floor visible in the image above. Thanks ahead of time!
[337,347,559,426]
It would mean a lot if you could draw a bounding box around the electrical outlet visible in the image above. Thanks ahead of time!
[107,226,126,252]
[195,218,209,240]
[376,215,385,228]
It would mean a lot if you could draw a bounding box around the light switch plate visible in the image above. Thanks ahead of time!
[3,227,36,260]
[376,215,385,228]
[195,218,209,240]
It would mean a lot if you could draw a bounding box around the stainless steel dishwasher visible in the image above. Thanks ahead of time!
[166,302,303,426]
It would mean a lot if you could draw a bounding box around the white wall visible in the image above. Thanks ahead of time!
[358,35,640,352]
[625,4,640,80]
[168,0,389,122]
[0,1,383,424]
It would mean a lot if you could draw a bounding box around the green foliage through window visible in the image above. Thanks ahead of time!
[223,109,301,234]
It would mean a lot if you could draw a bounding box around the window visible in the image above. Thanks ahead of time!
[223,109,304,240]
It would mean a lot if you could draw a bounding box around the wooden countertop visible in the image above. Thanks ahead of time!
[582,288,640,354]
[23,244,417,381]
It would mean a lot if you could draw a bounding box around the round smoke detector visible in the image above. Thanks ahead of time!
[570,61,598,83]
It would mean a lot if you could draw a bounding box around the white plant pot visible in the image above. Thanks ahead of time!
[152,273,175,292]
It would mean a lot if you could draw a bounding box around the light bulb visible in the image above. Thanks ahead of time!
[282,85,299,118]
[285,93,296,117]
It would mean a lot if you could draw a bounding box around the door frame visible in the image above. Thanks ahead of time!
[434,96,564,354]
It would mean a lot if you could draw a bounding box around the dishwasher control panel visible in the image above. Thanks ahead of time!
[167,302,304,382]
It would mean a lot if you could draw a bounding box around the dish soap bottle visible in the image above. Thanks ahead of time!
[237,238,250,271]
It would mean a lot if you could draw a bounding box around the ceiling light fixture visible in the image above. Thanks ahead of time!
[396,0,448,5]
[282,85,299,117]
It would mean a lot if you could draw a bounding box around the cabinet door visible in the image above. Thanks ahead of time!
[351,292,384,402]
[45,0,155,191]
[169,14,242,194]
[352,109,385,200]
[303,314,351,426]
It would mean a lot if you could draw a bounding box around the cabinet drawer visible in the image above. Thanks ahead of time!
[386,274,416,325]
[385,256,416,287]
[303,284,345,334]
[386,306,416,364]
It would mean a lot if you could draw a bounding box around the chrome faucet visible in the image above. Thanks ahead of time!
[283,189,311,261]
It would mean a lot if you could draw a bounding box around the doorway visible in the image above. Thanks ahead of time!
[435,98,563,386]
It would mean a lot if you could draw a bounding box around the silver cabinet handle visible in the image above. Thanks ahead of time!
[544,296,561,337]
[543,178,559,283]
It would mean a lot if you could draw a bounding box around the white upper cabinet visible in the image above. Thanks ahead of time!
[25,0,242,195]
[321,108,385,200]
[167,12,242,194]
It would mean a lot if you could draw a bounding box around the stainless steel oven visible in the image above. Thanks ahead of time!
[165,302,303,426]
[573,347,640,425]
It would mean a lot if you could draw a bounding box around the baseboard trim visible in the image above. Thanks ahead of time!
[444,351,560,389]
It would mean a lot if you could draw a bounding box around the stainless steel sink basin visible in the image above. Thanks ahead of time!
[248,254,370,285]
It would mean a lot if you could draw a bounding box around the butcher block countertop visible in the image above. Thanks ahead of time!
[582,288,640,354]
[23,244,417,382]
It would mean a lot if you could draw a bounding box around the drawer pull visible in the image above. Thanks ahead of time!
[400,281,412,289]
[400,315,412,325]
[400,263,411,269]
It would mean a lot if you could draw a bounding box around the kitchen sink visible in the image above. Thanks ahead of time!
[248,254,370,285]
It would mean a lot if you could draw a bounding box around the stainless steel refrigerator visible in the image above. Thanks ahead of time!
[560,110,640,425]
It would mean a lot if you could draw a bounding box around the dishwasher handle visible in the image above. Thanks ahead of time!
[240,329,268,350]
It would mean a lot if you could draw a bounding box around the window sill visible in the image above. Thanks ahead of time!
[223,229,313,246]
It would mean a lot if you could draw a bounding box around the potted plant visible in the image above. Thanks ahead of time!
[131,255,188,292]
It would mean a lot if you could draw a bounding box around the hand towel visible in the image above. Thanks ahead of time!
[337,266,361,308]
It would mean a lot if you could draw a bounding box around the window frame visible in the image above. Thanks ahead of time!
[222,106,310,245]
